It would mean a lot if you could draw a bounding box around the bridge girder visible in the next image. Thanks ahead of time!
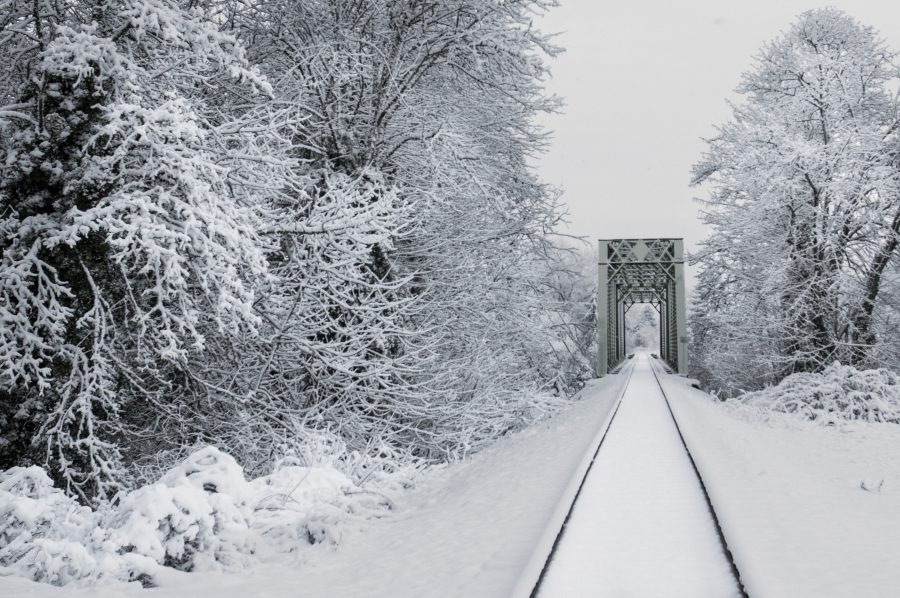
[597,238,688,376]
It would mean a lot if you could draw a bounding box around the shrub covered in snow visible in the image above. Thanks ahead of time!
[253,463,370,548]
[108,448,256,574]
[0,467,99,584]
[0,447,395,587]
[734,362,900,424]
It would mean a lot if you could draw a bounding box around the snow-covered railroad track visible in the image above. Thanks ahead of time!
[648,356,749,598]
[529,354,748,598]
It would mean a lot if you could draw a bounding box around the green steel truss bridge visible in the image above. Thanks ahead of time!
[597,238,688,376]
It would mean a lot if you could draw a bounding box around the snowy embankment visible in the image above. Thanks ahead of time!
[0,446,396,590]
[657,371,900,598]
[1,374,628,598]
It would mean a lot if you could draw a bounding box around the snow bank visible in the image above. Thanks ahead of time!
[735,361,900,424]
[0,373,628,598]
[0,447,392,588]
[658,368,900,597]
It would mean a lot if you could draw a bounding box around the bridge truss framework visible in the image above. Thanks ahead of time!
[597,238,687,376]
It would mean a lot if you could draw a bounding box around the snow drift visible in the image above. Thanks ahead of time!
[0,447,393,587]
[734,362,900,424]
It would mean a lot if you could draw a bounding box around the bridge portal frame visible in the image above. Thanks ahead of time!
[597,238,687,376]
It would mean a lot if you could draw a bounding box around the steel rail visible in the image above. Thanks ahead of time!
[648,358,750,598]
[526,359,636,598]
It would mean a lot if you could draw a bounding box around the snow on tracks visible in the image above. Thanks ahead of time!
[659,371,900,597]
[535,355,743,598]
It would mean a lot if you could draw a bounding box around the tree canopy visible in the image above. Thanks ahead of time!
[691,8,900,393]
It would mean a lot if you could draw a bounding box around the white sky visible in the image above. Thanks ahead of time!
[535,1,900,264]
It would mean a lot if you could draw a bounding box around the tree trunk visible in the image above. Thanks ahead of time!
[850,208,900,365]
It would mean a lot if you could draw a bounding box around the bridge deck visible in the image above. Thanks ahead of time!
[535,354,742,597]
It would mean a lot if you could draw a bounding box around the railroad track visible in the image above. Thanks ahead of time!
[526,355,748,598]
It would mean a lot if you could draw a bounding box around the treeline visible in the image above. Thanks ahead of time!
[691,8,900,394]
[0,0,593,502]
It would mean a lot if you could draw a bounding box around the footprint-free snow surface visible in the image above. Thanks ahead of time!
[0,369,631,598]
[7,353,900,598]
[536,354,742,598]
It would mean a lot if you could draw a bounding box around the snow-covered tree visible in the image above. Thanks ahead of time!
[213,0,577,461]
[691,8,900,393]
[1,0,579,499]
[0,0,279,500]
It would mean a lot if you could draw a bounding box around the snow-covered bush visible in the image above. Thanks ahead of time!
[108,448,255,573]
[0,467,98,584]
[734,362,900,424]
[0,447,395,587]
[252,463,374,549]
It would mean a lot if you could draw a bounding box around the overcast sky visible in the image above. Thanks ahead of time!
[535,1,900,267]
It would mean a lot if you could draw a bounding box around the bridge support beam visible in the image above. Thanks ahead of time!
[597,240,609,377]
[673,239,688,375]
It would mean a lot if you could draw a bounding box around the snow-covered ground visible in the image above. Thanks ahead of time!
[660,370,900,597]
[7,357,900,598]
[537,354,741,598]
[1,373,630,598]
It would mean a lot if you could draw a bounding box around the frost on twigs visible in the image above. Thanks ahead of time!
[0,0,273,501]
[733,362,900,425]
[0,447,392,587]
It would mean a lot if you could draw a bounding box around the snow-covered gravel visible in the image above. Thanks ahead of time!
[1,374,629,598]
[537,354,741,598]
[659,370,900,598]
